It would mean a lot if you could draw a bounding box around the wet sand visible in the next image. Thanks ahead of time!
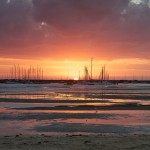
[15,104,150,110]
[0,134,150,150]
[0,84,150,149]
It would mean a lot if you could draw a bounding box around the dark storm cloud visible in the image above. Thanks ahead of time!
[31,0,150,58]
[0,0,150,59]
[0,0,35,45]
[0,0,51,58]
[0,0,47,45]
[0,0,31,35]
[32,0,129,31]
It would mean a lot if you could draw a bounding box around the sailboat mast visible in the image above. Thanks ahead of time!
[91,57,93,80]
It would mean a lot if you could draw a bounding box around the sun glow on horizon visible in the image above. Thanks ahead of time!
[74,77,79,81]
[0,58,150,80]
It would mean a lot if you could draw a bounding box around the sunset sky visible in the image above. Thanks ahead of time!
[0,0,150,79]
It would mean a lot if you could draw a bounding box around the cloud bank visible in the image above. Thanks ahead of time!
[0,0,150,60]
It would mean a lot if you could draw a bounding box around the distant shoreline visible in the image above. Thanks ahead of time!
[1,79,150,84]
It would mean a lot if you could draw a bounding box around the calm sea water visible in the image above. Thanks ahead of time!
[0,83,150,135]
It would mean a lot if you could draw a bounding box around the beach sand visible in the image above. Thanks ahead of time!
[0,83,150,149]
[0,134,150,150]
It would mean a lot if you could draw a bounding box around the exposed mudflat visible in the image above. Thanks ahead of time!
[0,135,150,150]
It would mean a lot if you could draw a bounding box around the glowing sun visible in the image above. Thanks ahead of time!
[74,77,78,80]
